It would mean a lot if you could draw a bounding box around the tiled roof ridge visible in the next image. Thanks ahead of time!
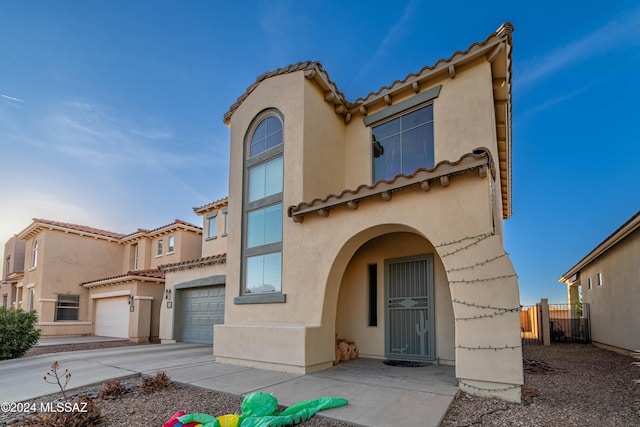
[158,253,227,272]
[121,219,202,238]
[288,148,493,216]
[32,218,125,239]
[223,60,348,125]
[354,22,514,105]
[80,268,165,285]
[193,196,229,214]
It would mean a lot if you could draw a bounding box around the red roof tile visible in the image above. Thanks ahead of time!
[158,253,227,272]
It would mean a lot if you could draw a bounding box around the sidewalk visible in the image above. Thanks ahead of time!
[0,342,458,427]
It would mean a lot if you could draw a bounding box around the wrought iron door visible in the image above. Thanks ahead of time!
[385,255,434,359]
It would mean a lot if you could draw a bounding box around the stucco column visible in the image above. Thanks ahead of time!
[438,233,523,402]
[130,296,152,343]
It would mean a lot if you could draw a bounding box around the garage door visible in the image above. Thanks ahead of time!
[95,297,129,338]
[179,286,224,344]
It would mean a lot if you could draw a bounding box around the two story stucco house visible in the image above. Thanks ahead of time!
[559,210,640,354]
[159,197,228,345]
[9,218,202,342]
[215,23,523,401]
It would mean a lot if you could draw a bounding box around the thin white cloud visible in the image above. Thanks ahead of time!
[517,7,640,89]
[348,0,420,94]
[520,84,592,117]
[1,94,24,103]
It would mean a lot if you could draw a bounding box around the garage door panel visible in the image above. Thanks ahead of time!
[95,297,129,338]
[179,285,224,344]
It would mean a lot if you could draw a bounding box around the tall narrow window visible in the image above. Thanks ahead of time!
[597,272,603,286]
[30,239,38,268]
[588,277,592,290]
[28,288,34,311]
[242,113,284,297]
[368,264,378,327]
[372,104,434,182]
[207,213,217,239]
[157,239,163,256]
[168,235,175,253]
[222,208,229,237]
[131,243,139,270]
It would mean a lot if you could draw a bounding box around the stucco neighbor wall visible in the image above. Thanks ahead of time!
[577,228,640,352]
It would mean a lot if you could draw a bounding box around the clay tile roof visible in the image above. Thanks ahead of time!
[223,61,348,125]
[193,197,229,215]
[158,253,227,272]
[80,269,165,287]
[23,218,125,240]
[121,219,202,239]
[288,148,494,221]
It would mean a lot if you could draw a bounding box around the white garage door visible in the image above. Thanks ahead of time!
[95,296,129,338]
[179,286,224,344]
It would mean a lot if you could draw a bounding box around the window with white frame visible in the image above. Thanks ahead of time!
[30,239,38,268]
[597,272,603,286]
[28,288,34,311]
[372,104,434,182]
[588,277,592,290]
[207,213,217,239]
[157,239,163,256]
[242,113,283,296]
[56,294,79,321]
[168,235,175,253]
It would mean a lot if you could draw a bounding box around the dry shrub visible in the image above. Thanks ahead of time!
[100,379,127,399]
[141,371,171,393]
[19,395,102,426]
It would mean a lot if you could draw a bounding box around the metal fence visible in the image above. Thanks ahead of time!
[520,301,590,345]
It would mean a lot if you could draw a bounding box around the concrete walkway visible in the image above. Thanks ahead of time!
[0,341,458,427]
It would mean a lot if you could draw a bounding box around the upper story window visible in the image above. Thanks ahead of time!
[30,239,38,269]
[206,213,217,240]
[597,272,603,286]
[222,208,229,237]
[372,104,434,182]
[131,243,139,270]
[157,239,163,256]
[168,235,175,253]
[242,112,284,298]
[4,255,10,279]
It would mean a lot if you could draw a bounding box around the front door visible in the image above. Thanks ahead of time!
[385,255,434,359]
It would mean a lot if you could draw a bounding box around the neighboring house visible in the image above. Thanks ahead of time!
[159,197,228,345]
[9,218,202,342]
[1,236,26,308]
[559,210,640,353]
[216,23,522,401]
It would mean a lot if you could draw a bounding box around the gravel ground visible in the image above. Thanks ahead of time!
[4,342,640,426]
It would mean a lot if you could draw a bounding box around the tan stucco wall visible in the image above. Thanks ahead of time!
[577,228,640,352]
[219,65,522,401]
[336,232,455,364]
[159,262,226,342]
[149,231,201,270]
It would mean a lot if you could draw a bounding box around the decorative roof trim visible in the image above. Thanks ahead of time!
[159,253,227,272]
[80,269,165,288]
[193,197,229,215]
[288,148,494,223]
[17,219,125,242]
[120,219,202,242]
[559,211,640,283]
[223,61,349,126]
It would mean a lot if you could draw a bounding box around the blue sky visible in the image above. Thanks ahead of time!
[1,1,638,305]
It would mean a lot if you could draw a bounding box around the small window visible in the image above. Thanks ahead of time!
[56,295,79,321]
[168,235,175,253]
[368,264,378,327]
[222,208,229,237]
[2,294,7,307]
[588,277,592,290]
[131,243,139,270]
[157,239,163,256]
[207,213,217,239]
[30,239,38,268]
[597,272,603,286]
[28,288,34,311]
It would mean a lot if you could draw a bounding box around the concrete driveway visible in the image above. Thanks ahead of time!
[0,342,458,427]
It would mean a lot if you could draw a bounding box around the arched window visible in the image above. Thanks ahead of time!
[241,112,284,300]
